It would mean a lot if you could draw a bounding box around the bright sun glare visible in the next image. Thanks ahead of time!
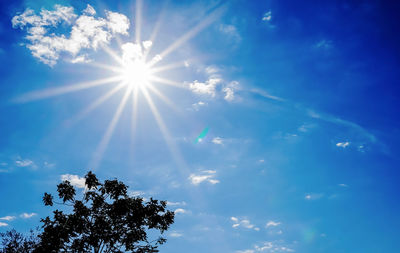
[121,59,152,88]
[15,0,222,168]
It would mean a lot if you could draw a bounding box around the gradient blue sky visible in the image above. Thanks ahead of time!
[1,0,400,252]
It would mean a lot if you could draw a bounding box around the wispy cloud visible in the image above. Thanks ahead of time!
[266,221,281,228]
[0,216,16,221]
[189,170,219,185]
[219,24,241,44]
[212,137,223,145]
[336,142,350,148]
[20,212,37,219]
[237,241,294,253]
[169,231,183,237]
[0,222,8,227]
[305,193,324,201]
[12,4,129,66]
[231,217,260,231]
[262,11,272,22]
[174,208,188,215]
[15,158,36,168]
[60,174,86,188]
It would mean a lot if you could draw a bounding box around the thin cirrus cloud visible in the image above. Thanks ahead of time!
[12,4,130,66]
[15,158,35,168]
[20,212,37,219]
[231,217,260,231]
[188,170,219,185]
[0,216,16,221]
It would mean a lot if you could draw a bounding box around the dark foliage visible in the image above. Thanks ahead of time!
[0,229,38,253]
[0,171,175,253]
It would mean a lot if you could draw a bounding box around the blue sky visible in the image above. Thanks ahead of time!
[1,0,400,252]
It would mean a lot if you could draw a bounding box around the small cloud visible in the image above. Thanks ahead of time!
[231,217,259,231]
[258,159,265,163]
[129,190,145,197]
[174,208,187,214]
[189,170,219,185]
[44,161,55,168]
[212,137,223,145]
[188,78,221,97]
[20,213,37,219]
[223,81,239,102]
[60,174,86,188]
[15,159,35,167]
[169,231,183,237]
[191,101,207,111]
[0,222,8,227]
[336,142,350,148]
[314,39,333,50]
[338,183,348,187]
[0,216,16,221]
[262,11,272,21]
[219,24,241,43]
[305,193,324,200]
[167,201,187,206]
[266,221,281,227]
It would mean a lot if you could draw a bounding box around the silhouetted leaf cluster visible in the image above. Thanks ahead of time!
[1,171,175,253]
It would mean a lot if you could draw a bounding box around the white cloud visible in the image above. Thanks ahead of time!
[189,78,221,97]
[266,221,281,227]
[61,174,86,188]
[0,222,8,227]
[305,193,324,200]
[189,170,219,185]
[174,208,187,214]
[338,183,348,187]
[262,11,272,21]
[212,137,223,145]
[219,24,241,43]
[70,54,91,63]
[239,241,294,253]
[191,101,207,111]
[169,231,183,237]
[336,142,350,148]
[231,217,259,231]
[223,81,239,102]
[0,216,16,221]
[20,213,37,219]
[15,159,35,168]
[167,201,187,206]
[12,4,130,66]
[237,250,255,253]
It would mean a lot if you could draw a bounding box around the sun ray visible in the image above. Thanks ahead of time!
[135,0,143,43]
[151,6,225,67]
[149,76,187,89]
[146,84,182,114]
[143,1,168,61]
[150,61,187,74]
[90,86,132,169]
[141,87,187,170]
[129,86,140,157]
[13,76,122,103]
[101,44,125,66]
[65,83,126,127]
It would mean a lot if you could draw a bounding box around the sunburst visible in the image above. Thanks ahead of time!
[13,0,224,169]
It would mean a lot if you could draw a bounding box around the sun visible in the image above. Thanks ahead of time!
[120,58,152,88]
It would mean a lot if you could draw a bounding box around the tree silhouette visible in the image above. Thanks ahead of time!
[0,229,38,253]
[0,171,174,253]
